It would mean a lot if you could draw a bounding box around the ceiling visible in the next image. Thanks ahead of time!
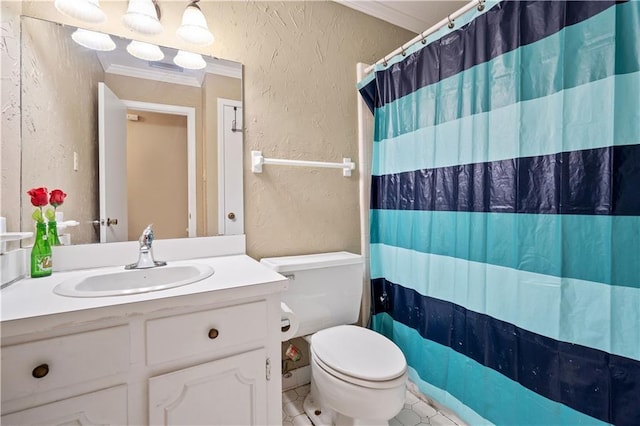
[336,0,468,34]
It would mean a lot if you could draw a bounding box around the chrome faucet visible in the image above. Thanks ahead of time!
[125,224,167,269]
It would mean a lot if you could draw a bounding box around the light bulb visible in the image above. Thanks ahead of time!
[173,50,206,70]
[176,2,214,46]
[71,28,116,51]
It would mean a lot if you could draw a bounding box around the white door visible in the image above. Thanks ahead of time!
[98,82,128,243]
[1,385,127,425]
[218,100,243,235]
[149,348,267,425]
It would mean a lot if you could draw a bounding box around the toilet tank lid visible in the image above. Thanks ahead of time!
[260,251,362,273]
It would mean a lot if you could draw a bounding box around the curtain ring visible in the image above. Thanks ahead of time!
[401,46,406,57]
[420,33,427,44]
[477,0,485,11]
[447,15,455,29]
[382,56,388,67]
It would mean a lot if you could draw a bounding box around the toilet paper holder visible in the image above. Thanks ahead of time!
[280,301,299,341]
[281,318,291,332]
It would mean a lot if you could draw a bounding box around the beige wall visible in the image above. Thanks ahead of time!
[203,73,241,235]
[13,0,414,259]
[126,110,188,240]
[20,16,103,245]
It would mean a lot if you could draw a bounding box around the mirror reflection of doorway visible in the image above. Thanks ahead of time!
[126,110,188,240]
[98,82,197,243]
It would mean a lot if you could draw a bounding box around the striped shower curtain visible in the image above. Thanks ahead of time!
[358,1,639,424]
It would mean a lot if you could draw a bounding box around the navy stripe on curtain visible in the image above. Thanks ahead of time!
[370,0,618,110]
[371,144,640,215]
[372,278,640,425]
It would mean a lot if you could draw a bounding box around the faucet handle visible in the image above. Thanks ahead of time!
[140,224,154,248]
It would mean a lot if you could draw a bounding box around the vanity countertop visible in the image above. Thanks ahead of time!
[0,255,287,325]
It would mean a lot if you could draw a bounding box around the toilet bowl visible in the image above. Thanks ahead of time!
[304,325,407,426]
[260,252,407,425]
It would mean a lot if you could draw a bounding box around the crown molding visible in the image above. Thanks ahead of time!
[104,63,202,88]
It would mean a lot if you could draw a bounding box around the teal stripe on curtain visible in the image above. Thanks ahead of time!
[370,243,640,360]
[370,210,640,288]
[372,314,608,426]
[373,1,640,143]
[373,72,640,176]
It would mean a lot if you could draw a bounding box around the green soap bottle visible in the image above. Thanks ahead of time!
[31,222,52,278]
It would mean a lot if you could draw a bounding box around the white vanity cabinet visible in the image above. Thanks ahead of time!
[145,300,271,425]
[1,256,286,426]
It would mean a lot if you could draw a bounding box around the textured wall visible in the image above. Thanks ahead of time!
[21,17,103,245]
[1,2,23,251]
[17,0,414,259]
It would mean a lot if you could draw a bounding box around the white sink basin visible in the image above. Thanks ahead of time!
[53,264,215,298]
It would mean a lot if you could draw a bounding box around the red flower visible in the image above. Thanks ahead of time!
[27,187,48,207]
[49,189,67,208]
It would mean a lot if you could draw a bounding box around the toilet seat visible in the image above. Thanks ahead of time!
[311,325,407,389]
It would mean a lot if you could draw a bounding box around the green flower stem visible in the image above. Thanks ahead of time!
[45,207,55,221]
[32,207,44,223]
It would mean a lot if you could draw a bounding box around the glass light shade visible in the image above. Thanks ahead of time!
[173,50,206,70]
[126,41,164,61]
[54,0,106,24]
[122,0,163,35]
[71,28,116,51]
[176,4,215,46]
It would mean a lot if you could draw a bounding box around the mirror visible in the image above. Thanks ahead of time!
[19,16,243,245]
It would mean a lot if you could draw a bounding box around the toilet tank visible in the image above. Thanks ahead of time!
[261,252,364,337]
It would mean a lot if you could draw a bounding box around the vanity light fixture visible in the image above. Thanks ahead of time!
[173,50,206,70]
[123,0,163,35]
[176,0,215,46]
[127,40,165,61]
[71,28,116,51]
[54,0,106,24]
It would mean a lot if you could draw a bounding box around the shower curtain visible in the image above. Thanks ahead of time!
[358,1,639,424]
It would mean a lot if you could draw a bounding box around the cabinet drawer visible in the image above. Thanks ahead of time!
[1,384,128,425]
[146,301,267,365]
[1,326,130,403]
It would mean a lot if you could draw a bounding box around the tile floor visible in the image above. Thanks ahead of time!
[282,384,464,426]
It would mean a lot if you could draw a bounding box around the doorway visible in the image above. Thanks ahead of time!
[126,110,188,240]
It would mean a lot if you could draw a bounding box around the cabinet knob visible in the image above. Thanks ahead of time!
[227,212,236,220]
[208,328,219,340]
[32,363,49,379]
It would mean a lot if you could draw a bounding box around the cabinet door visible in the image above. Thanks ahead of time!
[149,348,267,425]
[0,385,127,425]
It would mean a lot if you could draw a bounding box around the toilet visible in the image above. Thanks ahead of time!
[261,252,407,426]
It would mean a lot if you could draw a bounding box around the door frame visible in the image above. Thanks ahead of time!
[122,100,197,238]
[217,98,243,235]
[98,82,129,243]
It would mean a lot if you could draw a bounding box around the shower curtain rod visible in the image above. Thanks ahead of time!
[365,0,485,74]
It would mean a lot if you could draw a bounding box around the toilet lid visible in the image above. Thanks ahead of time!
[311,325,407,382]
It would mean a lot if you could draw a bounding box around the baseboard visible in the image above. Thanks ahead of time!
[282,365,311,391]
[407,380,466,425]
